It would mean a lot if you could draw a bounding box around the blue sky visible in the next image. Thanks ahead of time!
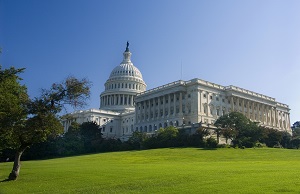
[1,0,299,124]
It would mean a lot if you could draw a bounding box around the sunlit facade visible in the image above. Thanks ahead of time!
[63,44,291,140]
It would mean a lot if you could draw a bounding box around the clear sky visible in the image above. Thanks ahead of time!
[1,0,299,124]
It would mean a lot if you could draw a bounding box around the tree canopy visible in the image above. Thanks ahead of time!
[215,112,261,147]
[0,66,91,180]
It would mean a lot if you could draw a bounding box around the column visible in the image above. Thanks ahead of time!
[247,100,250,118]
[237,97,240,112]
[280,111,284,129]
[267,106,270,125]
[261,104,264,123]
[158,97,161,118]
[173,93,176,116]
[153,97,157,118]
[162,96,165,117]
[168,94,171,116]
[256,103,259,121]
[144,100,147,121]
[231,96,234,112]
[287,113,291,130]
[251,102,255,120]
[271,107,274,127]
[285,113,288,129]
[198,90,202,115]
[135,102,138,122]
[179,92,183,114]
[242,99,245,115]
[148,100,151,120]
[274,109,278,128]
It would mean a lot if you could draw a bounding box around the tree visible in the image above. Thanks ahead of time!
[214,112,261,148]
[0,66,91,180]
[57,122,85,156]
[80,121,102,152]
[188,127,209,147]
[292,121,300,137]
[127,131,147,149]
[0,67,28,151]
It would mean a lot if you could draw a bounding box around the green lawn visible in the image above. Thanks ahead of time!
[1,148,300,193]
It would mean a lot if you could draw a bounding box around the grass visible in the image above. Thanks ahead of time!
[1,148,300,193]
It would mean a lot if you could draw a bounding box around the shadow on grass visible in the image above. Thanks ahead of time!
[198,148,218,151]
[0,178,11,182]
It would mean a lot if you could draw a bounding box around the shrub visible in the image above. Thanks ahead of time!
[206,137,218,148]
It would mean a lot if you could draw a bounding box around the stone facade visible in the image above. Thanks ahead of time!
[135,79,291,133]
[63,44,291,140]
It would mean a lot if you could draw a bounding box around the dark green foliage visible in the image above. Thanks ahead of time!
[215,112,263,148]
[0,66,91,180]
[80,122,102,152]
[205,137,218,148]
[127,131,147,149]
[0,66,28,150]
[292,121,300,137]
[56,122,85,156]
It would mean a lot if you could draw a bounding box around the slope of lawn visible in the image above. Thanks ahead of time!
[1,148,300,194]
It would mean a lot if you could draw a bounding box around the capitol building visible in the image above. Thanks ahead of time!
[63,43,292,140]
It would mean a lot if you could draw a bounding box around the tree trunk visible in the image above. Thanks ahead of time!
[8,145,28,180]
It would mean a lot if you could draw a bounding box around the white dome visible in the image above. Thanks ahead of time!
[100,43,147,113]
[109,63,143,80]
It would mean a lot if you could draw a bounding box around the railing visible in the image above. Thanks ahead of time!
[137,80,185,96]
[225,85,275,101]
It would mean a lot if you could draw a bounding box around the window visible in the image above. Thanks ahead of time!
[103,127,105,132]
[210,96,213,100]
[203,94,206,98]
[110,127,113,133]
[188,94,191,98]
[216,97,219,101]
